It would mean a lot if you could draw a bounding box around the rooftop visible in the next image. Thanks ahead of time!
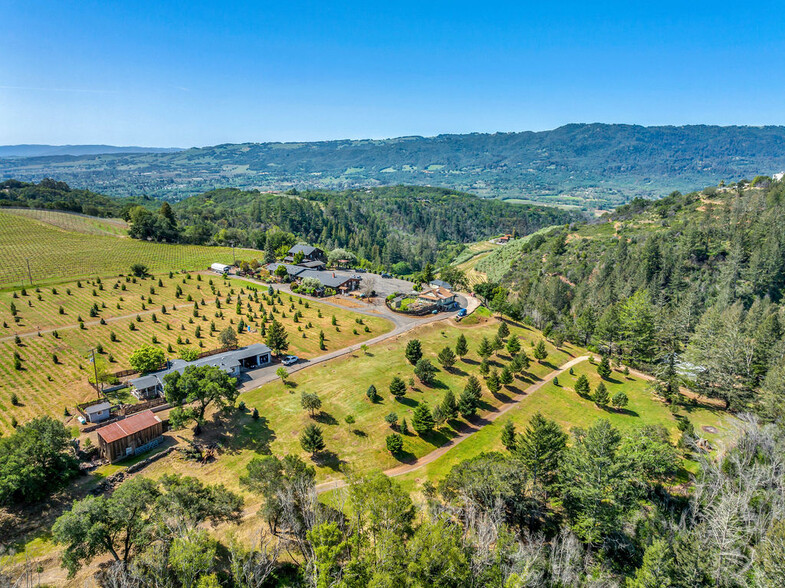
[418,286,455,301]
[84,401,112,414]
[129,343,271,390]
[96,410,161,444]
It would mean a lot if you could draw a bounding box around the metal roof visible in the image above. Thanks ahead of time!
[265,262,306,277]
[84,401,112,414]
[129,343,271,390]
[297,270,360,289]
[97,410,161,444]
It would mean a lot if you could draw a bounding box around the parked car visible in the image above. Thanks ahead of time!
[381,273,392,278]
[457,308,467,317]
[282,355,299,366]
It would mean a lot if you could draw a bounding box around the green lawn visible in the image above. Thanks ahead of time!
[138,317,579,491]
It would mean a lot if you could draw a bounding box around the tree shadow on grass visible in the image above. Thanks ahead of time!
[391,449,417,464]
[220,414,277,455]
[396,396,418,408]
[313,411,338,426]
[352,429,367,437]
[313,450,346,472]
[493,390,514,403]
[462,358,479,366]
[448,366,468,377]
[422,379,448,391]
[608,407,639,417]
[505,385,525,396]
[420,428,455,448]
[540,361,558,371]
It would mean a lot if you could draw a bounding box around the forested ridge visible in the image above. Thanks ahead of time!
[165,185,578,271]
[4,124,785,207]
[480,176,785,415]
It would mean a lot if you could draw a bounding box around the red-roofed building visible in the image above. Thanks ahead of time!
[96,410,164,463]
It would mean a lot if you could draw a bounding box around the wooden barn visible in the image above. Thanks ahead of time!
[96,410,164,463]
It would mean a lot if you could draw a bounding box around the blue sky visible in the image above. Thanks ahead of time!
[2,0,784,147]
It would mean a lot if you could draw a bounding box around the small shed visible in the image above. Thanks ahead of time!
[84,401,112,424]
[211,263,231,274]
[96,410,164,463]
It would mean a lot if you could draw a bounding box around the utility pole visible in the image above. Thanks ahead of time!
[25,258,32,286]
[90,348,101,398]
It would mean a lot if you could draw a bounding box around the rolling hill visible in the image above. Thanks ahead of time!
[2,124,785,208]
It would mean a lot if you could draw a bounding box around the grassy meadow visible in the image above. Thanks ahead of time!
[133,316,581,495]
[0,273,391,431]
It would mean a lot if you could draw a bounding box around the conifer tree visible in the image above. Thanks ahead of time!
[405,339,423,365]
[412,403,435,435]
[300,423,325,455]
[455,334,469,358]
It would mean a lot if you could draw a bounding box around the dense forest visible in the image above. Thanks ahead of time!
[0,178,149,218]
[133,185,580,272]
[478,177,785,416]
[4,124,785,207]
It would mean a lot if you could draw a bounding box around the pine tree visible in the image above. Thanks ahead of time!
[594,381,609,406]
[300,423,325,455]
[487,370,500,394]
[514,412,567,494]
[597,355,612,379]
[389,376,406,398]
[501,420,517,451]
[441,389,458,419]
[455,334,468,358]
[412,402,435,435]
[497,321,510,339]
[405,339,423,365]
[611,391,628,410]
[500,365,513,386]
[506,335,521,356]
[533,340,548,362]
[265,319,289,355]
[414,358,437,385]
[491,334,504,354]
[478,336,493,359]
[366,384,379,402]
[574,374,591,396]
[386,433,403,454]
[437,346,456,369]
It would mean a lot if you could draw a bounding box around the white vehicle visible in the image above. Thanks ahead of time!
[282,355,299,366]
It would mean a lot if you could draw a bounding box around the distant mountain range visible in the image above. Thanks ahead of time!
[2,124,785,209]
[0,144,183,158]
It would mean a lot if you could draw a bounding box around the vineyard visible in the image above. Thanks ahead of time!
[0,272,392,432]
[0,210,254,288]
[0,208,129,236]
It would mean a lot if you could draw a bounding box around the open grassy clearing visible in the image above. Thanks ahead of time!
[0,273,391,431]
[392,358,731,492]
[0,210,254,287]
[134,316,580,494]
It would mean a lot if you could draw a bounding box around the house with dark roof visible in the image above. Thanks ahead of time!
[129,343,272,400]
[266,262,307,280]
[297,270,360,293]
[96,410,164,462]
[429,279,453,291]
[285,244,326,263]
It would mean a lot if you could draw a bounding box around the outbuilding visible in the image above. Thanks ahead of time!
[211,263,232,274]
[83,401,112,424]
[96,410,164,463]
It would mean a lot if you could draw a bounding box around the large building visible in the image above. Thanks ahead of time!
[129,343,271,400]
[96,409,164,463]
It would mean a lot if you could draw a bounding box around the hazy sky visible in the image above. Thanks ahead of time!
[2,0,784,147]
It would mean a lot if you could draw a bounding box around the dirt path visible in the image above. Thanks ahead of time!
[314,354,590,494]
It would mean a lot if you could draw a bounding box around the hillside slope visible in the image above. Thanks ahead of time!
[4,124,785,207]
[479,178,785,414]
